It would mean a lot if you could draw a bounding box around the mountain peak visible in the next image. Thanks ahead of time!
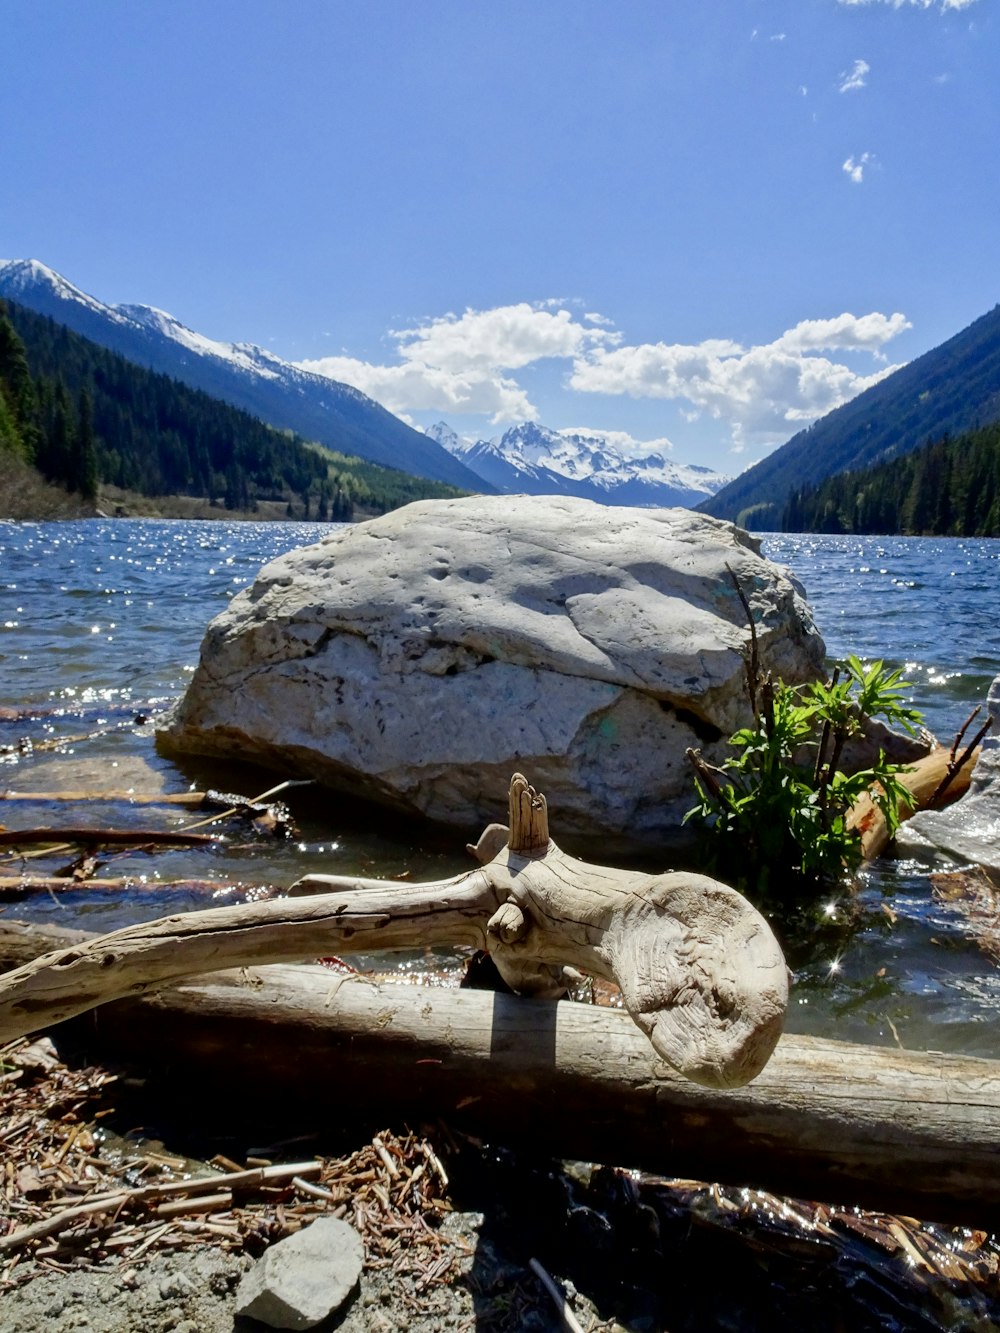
[425,421,469,453]
[434,419,728,508]
[0,259,108,314]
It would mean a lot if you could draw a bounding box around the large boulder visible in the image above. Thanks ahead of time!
[161,496,826,853]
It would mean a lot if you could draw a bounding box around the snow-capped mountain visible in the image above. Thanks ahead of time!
[0,260,486,491]
[427,420,728,508]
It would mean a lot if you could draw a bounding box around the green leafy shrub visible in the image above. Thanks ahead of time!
[686,654,922,899]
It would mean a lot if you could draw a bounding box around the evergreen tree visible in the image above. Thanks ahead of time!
[783,420,1000,537]
[69,387,98,500]
[0,304,38,461]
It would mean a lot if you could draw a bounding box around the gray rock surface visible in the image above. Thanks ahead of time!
[897,673,1000,869]
[234,1216,364,1329]
[162,495,826,852]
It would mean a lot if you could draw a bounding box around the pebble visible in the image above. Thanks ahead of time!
[158,1273,195,1301]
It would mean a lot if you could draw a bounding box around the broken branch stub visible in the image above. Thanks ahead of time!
[508,772,550,852]
[0,774,787,1088]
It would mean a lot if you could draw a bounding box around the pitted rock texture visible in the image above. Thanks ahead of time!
[161,495,825,852]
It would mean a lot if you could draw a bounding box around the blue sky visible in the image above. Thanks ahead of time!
[2,0,996,472]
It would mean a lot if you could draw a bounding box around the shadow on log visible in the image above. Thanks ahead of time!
[1,920,998,1231]
[0,775,788,1089]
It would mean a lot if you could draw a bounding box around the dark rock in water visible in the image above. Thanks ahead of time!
[234,1216,364,1329]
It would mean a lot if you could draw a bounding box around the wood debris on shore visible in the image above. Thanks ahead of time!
[0,1034,459,1298]
[2,1018,1000,1329]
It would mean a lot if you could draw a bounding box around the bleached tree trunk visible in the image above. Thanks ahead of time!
[2,921,997,1230]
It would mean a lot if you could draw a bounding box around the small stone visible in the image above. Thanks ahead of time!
[235,1216,364,1330]
[159,1272,195,1301]
[209,1267,239,1295]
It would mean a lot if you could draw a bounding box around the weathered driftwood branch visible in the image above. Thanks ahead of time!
[3,922,997,1228]
[0,1157,324,1254]
[0,789,211,807]
[931,710,991,805]
[0,775,787,1089]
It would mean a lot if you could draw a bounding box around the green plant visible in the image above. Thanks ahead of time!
[686,654,922,899]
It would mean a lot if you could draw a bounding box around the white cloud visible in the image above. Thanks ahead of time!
[569,313,908,449]
[297,353,539,421]
[392,302,617,373]
[774,310,911,352]
[839,58,871,92]
[297,302,618,424]
[837,0,978,10]
[843,151,875,182]
[298,300,910,452]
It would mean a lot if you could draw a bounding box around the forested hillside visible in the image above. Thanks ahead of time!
[701,303,1000,528]
[783,420,1000,535]
[0,260,487,491]
[0,300,466,518]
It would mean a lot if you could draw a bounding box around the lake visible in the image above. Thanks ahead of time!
[1,519,998,1058]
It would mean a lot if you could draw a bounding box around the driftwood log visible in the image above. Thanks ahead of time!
[0,775,787,1088]
[847,744,981,859]
[2,920,998,1229]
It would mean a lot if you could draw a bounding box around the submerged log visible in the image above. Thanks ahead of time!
[0,920,997,1229]
[0,775,787,1089]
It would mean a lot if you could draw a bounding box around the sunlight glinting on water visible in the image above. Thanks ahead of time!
[1,520,999,1057]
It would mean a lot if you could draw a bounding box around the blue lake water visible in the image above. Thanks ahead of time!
[1,519,998,1057]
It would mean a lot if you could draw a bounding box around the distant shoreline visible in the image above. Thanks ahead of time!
[0,457,366,524]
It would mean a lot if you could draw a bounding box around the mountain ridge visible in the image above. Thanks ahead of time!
[700,302,1000,527]
[0,260,487,492]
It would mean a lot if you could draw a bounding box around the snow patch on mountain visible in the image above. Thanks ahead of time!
[427,420,728,508]
[0,259,114,319]
[111,302,283,379]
